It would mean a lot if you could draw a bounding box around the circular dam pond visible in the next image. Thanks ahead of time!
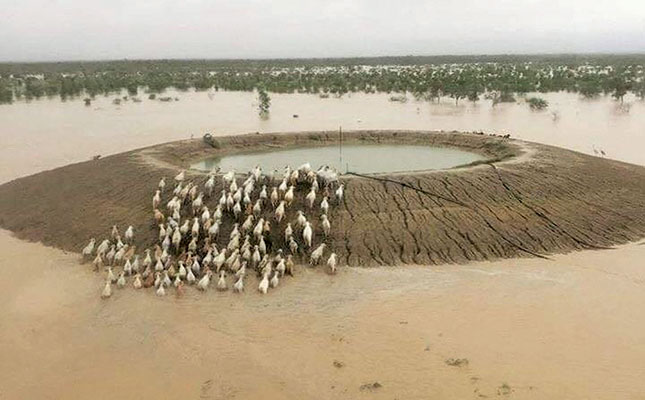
[192,144,484,174]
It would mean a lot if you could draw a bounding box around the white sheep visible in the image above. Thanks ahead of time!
[275,201,286,223]
[216,271,228,291]
[82,238,95,259]
[205,174,215,196]
[284,223,293,242]
[125,226,134,243]
[321,214,331,237]
[284,185,295,206]
[335,184,344,204]
[303,221,313,248]
[96,239,110,255]
[320,196,329,214]
[174,170,185,183]
[258,272,270,294]
[152,190,161,210]
[310,243,326,265]
[270,271,280,288]
[327,252,337,274]
[197,270,212,291]
[233,276,244,293]
[101,281,112,298]
[306,188,316,209]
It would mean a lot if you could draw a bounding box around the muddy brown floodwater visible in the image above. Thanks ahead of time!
[1,92,645,399]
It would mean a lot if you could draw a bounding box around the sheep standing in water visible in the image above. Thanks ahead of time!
[101,281,112,299]
[233,276,244,293]
[117,272,126,288]
[96,239,110,256]
[310,243,326,265]
[258,272,270,294]
[216,271,228,291]
[327,253,337,274]
[133,274,143,289]
[82,238,95,260]
[197,270,212,291]
[270,271,280,288]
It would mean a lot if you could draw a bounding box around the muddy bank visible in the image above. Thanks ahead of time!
[0,130,644,266]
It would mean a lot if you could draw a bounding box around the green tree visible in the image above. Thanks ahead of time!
[257,87,271,116]
[127,84,138,96]
[0,83,13,104]
[610,76,631,103]
[527,97,548,110]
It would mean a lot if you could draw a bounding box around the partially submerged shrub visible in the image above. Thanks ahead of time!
[389,94,408,103]
[203,134,221,148]
[527,97,548,110]
[445,358,469,367]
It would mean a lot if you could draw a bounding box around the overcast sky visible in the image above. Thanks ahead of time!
[1,0,644,62]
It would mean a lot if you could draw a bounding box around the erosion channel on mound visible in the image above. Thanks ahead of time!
[0,130,644,267]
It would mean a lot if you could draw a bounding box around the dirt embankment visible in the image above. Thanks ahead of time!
[0,130,644,267]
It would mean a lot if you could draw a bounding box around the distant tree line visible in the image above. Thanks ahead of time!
[0,55,643,105]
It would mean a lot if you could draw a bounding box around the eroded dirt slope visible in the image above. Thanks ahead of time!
[0,130,643,266]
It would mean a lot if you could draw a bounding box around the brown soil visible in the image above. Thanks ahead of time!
[1,130,644,266]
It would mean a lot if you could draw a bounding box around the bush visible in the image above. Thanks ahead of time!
[257,87,270,116]
[527,97,548,110]
[388,94,408,103]
[0,85,13,104]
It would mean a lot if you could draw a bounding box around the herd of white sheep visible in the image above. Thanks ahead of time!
[81,163,344,298]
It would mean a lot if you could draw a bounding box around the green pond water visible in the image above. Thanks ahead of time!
[191,144,484,174]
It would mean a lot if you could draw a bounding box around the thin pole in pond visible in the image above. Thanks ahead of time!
[339,126,343,173]
[339,125,345,264]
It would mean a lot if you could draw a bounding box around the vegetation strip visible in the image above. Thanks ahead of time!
[1,55,643,104]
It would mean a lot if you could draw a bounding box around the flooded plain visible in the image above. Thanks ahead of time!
[1,90,644,183]
[191,144,484,174]
[1,91,645,399]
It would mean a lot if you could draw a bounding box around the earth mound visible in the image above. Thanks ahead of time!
[1,130,644,266]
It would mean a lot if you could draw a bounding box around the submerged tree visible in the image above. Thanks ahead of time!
[634,79,645,100]
[127,84,138,96]
[527,97,548,110]
[257,87,271,117]
[0,83,13,104]
[610,76,631,103]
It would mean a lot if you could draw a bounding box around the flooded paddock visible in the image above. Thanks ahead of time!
[0,90,644,183]
[191,144,484,174]
[2,91,645,399]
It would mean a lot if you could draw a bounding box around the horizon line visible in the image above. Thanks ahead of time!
[2,51,645,65]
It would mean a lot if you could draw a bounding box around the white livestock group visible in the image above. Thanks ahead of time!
[81,163,345,298]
